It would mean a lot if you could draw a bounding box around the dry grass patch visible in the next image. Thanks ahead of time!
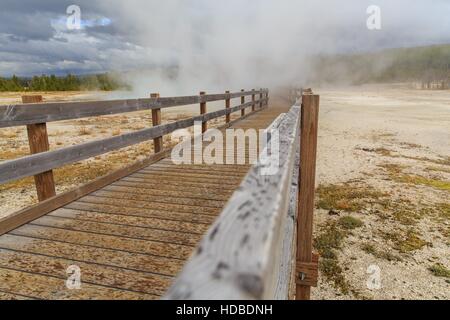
[361,243,402,262]
[314,220,365,297]
[316,183,386,212]
[392,208,422,225]
[397,175,450,192]
[426,166,450,174]
[338,216,364,230]
[77,126,92,136]
[381,229,430,253]
[314,222,351,295]
[0,130,19,139]
[0,149,29,161]
[436,203,450,219]
[399,142,422,149]
[380,163,450,192]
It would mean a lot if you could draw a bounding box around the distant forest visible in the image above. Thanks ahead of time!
[310,44,450,85]
[0,73,130,92]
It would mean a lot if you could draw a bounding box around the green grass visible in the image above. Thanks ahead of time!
[338,216,364,230]
[314,222,353,295]
[316,184,386,212]
[361,243,402,262]
[393,208,422,225]
[398,230,429,253]
[380,163,450,192]
[429,264,450,278]
[397,175,450,192]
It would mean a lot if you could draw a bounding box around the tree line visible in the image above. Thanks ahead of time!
[310,44,450,85]
[0,73,130,92]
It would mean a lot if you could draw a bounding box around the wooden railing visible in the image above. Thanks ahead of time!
[0,89,269,195]
[165,92,320,300]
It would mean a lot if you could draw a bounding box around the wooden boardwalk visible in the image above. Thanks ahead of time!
[0,103,289,300]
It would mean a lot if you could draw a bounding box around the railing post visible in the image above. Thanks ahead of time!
[22,95,56,202]
[259,90,263,109]
[225,90,231,124]
[251,89,256,112]
[296,92,320,300]
[240,89,245,117]
[266,89,269,107]
[200,91,207,133]
[151,93,163,153]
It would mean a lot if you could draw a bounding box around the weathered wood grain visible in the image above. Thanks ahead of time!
[23,95,56,202]
[0,99,267,185]
[241,89,246,117]
[164,105,301,300]
[151,93,163,153]
[0,150,169,236]
[296,94,320,300]
[225,90,231,124]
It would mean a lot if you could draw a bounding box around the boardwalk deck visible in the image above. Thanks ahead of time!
[0,103,289,300]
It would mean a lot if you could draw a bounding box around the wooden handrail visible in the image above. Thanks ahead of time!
[0,97,268,185]
[165,105,301,300]
[0,89,268,128]
[165,91,320,300]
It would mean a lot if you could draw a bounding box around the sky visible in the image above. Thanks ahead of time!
[0,0,449,94]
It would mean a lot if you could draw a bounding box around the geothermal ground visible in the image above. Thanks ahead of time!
[0,85,448,300]
[311,84,449,300]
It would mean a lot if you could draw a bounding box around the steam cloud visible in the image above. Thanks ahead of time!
[1,0,449,95]
[95,0,450,95]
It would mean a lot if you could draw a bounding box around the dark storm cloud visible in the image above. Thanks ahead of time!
[0,0,449,79]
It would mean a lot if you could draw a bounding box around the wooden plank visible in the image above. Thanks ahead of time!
[0,150,169,236]
[0,99,266,185]
[296,94,320,300]
[0,267,156,300]
[0,234,184,277]
[62,200,216,226]
[121,176,239,190]
[0,103,260,238]
[84,193,220,216]
[129,172,241,186]
[295,261,319,287]
[23,95,56,202]
[0,120,194,184]
[36,212,203,246]
[138,168,245,181]
[113,179,237,194]
[10,224,193,260]
[106,183,231,201]
[139,166,246,178]
[0,90,268,128]
[91,189,225,209]
[151,93,163,153]
[79,195,220,216]
[0,290,35,300]
[0,248,171,296]
[164,106,301,300]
